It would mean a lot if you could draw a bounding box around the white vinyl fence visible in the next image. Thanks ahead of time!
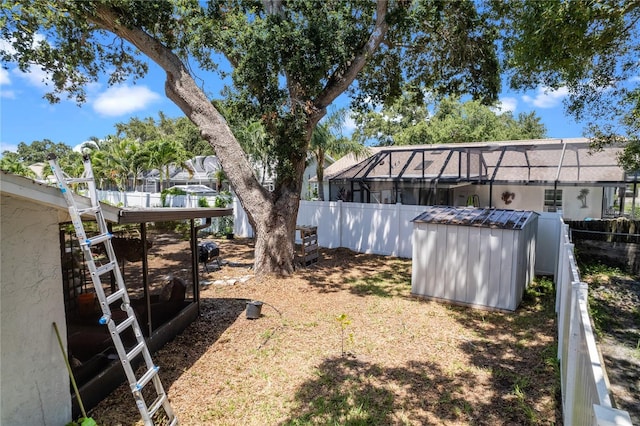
[555,222,632,426]
[98,194,559,271]
[97,190,217,208]
[239,200,560,273]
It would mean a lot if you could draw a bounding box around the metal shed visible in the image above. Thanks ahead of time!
[411,206,538,311]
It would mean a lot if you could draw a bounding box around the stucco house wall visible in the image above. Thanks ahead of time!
[1,193,70,425]
[453,184,605,220]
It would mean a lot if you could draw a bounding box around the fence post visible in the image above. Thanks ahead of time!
[555,240,566,313]
[592,404,633,426]
[394,202,402,257]
[338,200,343,248]
[556,242,574,361]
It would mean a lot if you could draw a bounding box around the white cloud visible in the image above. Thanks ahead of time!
[522,86,568,108]
[13,65,53,90]
[0,67,10,85]
[343,113,357,133]
[0,38,17,56]
[0,88,16,99]
[0,142,19,153]
[92,85,161,117]
[492,97,517,114]
[0,68,15,99]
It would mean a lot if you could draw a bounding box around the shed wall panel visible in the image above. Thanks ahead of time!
[445,227,458,301]
[477,228,492,306]
[435,224,448,299]
[467,227,482,305]
[487,230,503,308]
[456,226,470,302]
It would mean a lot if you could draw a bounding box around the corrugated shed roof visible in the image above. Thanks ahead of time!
[412,206,538,230]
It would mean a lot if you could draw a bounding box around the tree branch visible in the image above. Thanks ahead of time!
[89,4,270,207]
[314,0,390,115]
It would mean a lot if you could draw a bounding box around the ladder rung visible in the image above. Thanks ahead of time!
[84,233,112,247]
[136,365,159,391]
[115,315,136,334]
[78,206,101,216]
[126,341,146,362]
[93,261,116,277]
[169,417,178,426]
[65,177,93,184]
[146,392,167,417]
[106,288,126,305]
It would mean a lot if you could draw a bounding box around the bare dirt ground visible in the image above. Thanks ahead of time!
[89,236,559,426]
[585,273,640,425]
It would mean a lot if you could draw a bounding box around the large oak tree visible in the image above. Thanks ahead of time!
[1,0,499,274]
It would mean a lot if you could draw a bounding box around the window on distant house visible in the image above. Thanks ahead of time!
[544,189,563,210]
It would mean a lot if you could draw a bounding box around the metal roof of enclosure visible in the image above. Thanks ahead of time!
[412,206,537,230]
[330,139,630,186]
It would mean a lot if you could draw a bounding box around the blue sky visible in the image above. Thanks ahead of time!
[0,56,585,156]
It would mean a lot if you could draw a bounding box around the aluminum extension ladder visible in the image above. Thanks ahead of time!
[47,153,178,426]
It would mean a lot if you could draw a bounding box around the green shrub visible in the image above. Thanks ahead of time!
[160,187,187,206]
[214,190,232,208]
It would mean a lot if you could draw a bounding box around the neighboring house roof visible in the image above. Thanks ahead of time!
[170,184,217,195]
[313,148,376,182]
[328,138,632,185]
[143,155,221,182]
[27,162,48,180]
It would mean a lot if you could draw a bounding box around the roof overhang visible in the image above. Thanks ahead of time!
[1,171,120,222]
[117,207,232,224]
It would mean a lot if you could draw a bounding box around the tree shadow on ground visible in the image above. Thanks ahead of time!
[158,297,248,384]
[280,356,480,425]
[446,280,562,425]
[299,247,413,298]
[279,285,561,426]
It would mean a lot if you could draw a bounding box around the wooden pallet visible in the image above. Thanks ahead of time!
[297,226,319,267]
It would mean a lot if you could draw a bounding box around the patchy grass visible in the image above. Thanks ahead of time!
[89,239,560,425]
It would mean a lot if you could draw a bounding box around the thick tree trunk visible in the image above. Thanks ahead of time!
[252,194,299,275]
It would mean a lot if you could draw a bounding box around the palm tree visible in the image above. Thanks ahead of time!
[0,156,37,179]
[80,136,119,189]
[106,138,148,191]
[213,168,227,192]
[145,139,190,191]
[310,109,370,201]
[236,120,271,185]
